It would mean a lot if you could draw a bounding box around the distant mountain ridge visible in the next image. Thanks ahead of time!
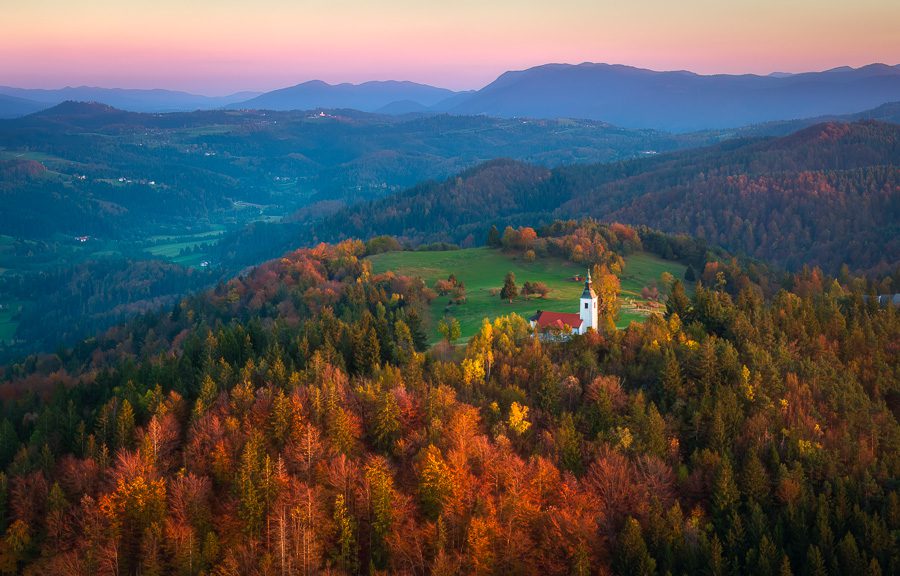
[448,62,900,131]
[0,85,259,115]
[229,80,459,113]
[4,63,898,130]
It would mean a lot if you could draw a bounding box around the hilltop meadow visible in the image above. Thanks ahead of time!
[369,247,687,341]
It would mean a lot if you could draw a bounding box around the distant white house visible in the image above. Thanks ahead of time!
[529,270,599,335]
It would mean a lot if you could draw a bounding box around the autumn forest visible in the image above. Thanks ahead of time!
[0,220,895,575]
[0,33,898,574]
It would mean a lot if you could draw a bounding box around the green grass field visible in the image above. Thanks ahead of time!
[0,150,68,163]
[145,239,215,259]
[368,248,687,342]
[145,229,225,244]
[0,300,24,344]
[143,229,225,266]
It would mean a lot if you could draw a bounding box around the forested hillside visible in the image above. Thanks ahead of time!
[316,121,900,274]
[2,117,895,361]
[0,103,713,358]
[0,223,896,574]
[0,102,705,239]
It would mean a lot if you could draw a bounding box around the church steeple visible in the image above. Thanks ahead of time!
[579,268,598,333]
[581,268,597,299]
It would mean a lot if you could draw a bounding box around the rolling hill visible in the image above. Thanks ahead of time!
[0,103,711,242]
[369,248,686,341]
[313,120,900,273]
[0,103,717,356]
[0,93,47,118]
[720,100,900,138]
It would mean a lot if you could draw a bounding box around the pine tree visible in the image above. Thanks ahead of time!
[643,402,667,458]
[333,494,357,574]
[556,412,583,473]
[806,545,827,576]
[500,272,518,303]
[614,517,656,575]
[269,390,293,447]
[353,325,381,375]
[779,554,793,576]
[838,532,864,575]
[661,348,684,402]
[756,535,778,576]
[237,434,265,537]
[373,392,401,450]
[713,458,739,524]
[393,319,415,363]
[741,450,770,504]
[405,310,429,351]
[726,509,746,556]
[487,225,501,247]
[709,533,726,576]
[194,374,218,418]
[666,280,692,319]
[115,399,136,450]
[699,337,718,394]
[365,458,394,569]
[329,407,356,455]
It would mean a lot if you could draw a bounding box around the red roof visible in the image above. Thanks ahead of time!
[529,310,583,331]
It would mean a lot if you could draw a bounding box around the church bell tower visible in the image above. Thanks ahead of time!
[579,269,599,333]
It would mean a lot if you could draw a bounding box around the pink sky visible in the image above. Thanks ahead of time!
[2,0,898,94]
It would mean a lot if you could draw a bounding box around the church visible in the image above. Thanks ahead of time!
[528,270,598,335]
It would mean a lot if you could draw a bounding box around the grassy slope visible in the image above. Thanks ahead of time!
[369,248,686,342]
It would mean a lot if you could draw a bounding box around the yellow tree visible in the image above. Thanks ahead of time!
[508,402,531,436]
[418,445,454,520]
[469,319,495,381]
[592,264,621,332]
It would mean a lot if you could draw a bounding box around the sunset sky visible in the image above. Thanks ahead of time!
[3,0,898,94]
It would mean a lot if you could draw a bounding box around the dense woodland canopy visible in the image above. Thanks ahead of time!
[0,222,896,575]
[0,258,215,350]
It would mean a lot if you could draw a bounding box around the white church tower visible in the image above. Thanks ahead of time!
[579,269,599,334]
